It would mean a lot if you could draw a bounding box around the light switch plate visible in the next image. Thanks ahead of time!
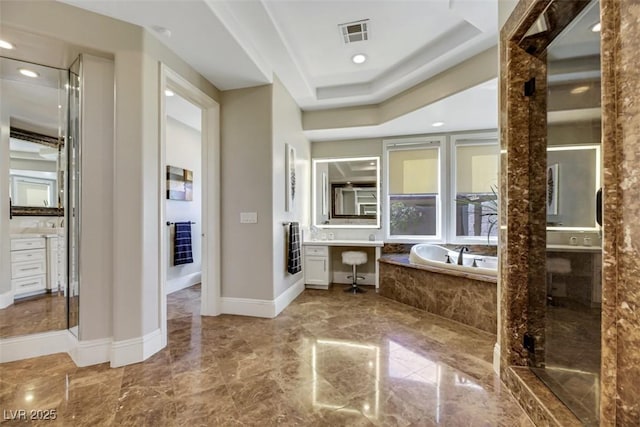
[240,212,258,224]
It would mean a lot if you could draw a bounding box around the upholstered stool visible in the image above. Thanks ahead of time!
[342,251,368,294]
[546,257,571,305]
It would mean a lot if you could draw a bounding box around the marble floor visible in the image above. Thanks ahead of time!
[0,284,533,426]
[0,292,66,339]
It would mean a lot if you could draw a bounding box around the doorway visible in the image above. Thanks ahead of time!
[159,66,220,348]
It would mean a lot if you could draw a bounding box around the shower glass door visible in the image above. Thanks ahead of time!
[529,1,602,425]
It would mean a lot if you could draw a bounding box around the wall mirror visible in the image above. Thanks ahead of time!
[3,57,66,217]
[546,144,600,230]
[1,55,69,340]
[312,156,380,228]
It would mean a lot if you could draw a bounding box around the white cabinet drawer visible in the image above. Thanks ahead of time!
[11,248,46,263]
[305,245,328,256]
[12,275,46,296]
[11,237,46,251]
[11,259,47,279]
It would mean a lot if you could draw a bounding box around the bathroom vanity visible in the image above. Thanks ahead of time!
[302,240,384,290]
[10,233,65,300]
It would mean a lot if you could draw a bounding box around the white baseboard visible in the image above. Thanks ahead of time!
[332,271,375,286]
[1,329,164,368]
[167,272,201,294]
[0,330,70,363]
[493,342,501,374]
[221,296,275,318]
[67,335,112,367]
[0,290,14,309]
[110,329,163,368]
[221,279,305,319]
[274,278,304,316]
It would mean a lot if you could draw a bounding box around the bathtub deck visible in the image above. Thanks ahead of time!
[379,254,497,334]
[380,254,497,283]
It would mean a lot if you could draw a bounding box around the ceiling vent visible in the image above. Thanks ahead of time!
[339,19,369,44]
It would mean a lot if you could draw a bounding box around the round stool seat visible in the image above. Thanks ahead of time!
[342,251,367,266]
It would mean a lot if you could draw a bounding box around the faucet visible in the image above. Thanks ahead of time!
[456,246,469,265]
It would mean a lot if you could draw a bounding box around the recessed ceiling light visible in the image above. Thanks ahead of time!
[369,162,375,165]
[352,54,367,64]
[432,121,444,127]
[18,68,39,78]
[570,85,590,94]
[152,25,172,38]
[0,39,14,50]
[58,105,62,109]
[165,89,175,97]
[591,22,601,32]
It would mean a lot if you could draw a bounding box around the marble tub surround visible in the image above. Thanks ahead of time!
[382,254,497,283]
[0,285,533,426]
[382,243,497,257]
[379,255,497,334]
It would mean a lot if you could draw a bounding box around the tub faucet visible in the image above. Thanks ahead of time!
[456,246,469,265]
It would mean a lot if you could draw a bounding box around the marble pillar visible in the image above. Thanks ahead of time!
[501,0,640,425]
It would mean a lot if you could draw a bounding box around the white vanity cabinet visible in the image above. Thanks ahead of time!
[11,237,47,298]
[46,235,65,293]
[304,245,331,289]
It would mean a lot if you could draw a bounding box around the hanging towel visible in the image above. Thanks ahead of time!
[287,222,301,274]
[174,222,193,266]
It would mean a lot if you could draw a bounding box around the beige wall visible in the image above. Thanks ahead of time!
[272,77,310,298]
[78,54,114,341]
[0,0,220,344]
[220,85,274,300]
[311,138,382,159]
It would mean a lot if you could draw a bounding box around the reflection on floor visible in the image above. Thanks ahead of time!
[0,285,533,426]
[533,298,601,426]
[0,292,66,338]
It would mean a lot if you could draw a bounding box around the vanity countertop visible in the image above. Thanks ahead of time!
[11,232,62,239]
[546,244,601,253]
[303,239,384,247]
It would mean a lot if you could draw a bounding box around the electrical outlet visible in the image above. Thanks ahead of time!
[240,212,257,224]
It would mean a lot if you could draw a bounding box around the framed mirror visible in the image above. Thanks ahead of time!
[9,128,64,216]
[312,156,380,229]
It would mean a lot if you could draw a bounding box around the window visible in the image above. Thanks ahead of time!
[451,135,499,243]
[384,133,498,244]
[384,137,444,240]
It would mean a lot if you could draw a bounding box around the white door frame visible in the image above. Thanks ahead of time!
[159,64,221,347]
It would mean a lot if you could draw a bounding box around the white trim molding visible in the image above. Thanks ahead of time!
[0,290,14,309]
[110,329,163,368]
[0,330,70,363]
[67,335,112,367]
[274,279,304,316]
[0,329,165,368]
[221,297,276,318]
[222,280,305,318]
[167,272,202,295]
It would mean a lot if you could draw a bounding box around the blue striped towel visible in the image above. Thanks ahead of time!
[174,222,193,266]
[287,222,301,274]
